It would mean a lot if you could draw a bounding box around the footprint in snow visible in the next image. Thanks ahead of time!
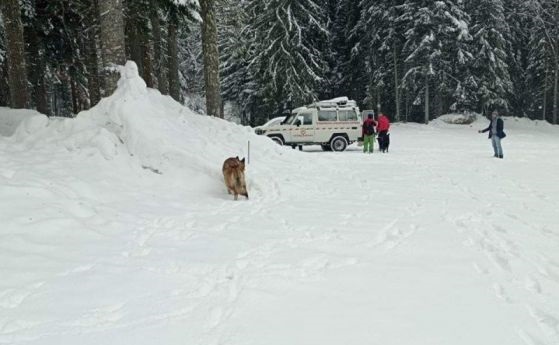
[524,276,542,294]
[528,307,559,342]
[517,329,546,345]
[493,283,510,303]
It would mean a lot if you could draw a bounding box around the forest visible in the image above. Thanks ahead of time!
[1,0,558,125]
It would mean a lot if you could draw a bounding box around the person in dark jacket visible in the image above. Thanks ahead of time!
[479,110,506,159]
[362,113,377,153]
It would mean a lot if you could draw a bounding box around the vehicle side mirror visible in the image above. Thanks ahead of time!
[295,119,301,127]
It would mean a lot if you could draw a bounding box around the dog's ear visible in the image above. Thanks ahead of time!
[241,157,245,163]
[236,156,239,160]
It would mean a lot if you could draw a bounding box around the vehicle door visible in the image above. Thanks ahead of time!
[291,111,315,143]
[338,109,361,140]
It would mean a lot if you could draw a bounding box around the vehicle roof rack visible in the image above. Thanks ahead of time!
[308,97,357,109]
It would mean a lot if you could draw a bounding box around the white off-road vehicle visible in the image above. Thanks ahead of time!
[255,97,362,151]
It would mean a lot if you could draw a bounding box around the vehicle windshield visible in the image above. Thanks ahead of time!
[283,112,299,125]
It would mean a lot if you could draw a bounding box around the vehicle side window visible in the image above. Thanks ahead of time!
[338,110,357,121]
[301,112,313,125]
[318,110,337,122]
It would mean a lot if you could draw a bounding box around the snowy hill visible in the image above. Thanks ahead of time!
[2,63,559,345]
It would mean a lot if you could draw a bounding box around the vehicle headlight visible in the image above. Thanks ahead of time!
[255,128,266,135]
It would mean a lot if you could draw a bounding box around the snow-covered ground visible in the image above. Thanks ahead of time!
[2,63,559,345]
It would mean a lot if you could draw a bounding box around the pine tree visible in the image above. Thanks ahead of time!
[357,0,406,118]
[0,23,8,106]
[400,0,472,123]
[246,0,329,120]
[219,0,254,123]
[200,0,222,117]
[150,0,167,94]
[531,0,559,124]
[124,0,154,87]
[83,0,101,108]
[1,0,29,108]
[161,0,198,102]
[328,0,363,103]
[467,0,512,114]
[97,0,126,96]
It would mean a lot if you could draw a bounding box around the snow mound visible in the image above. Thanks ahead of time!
[0,108,48,137]
[431,113,479,125]
[0,61,287,191]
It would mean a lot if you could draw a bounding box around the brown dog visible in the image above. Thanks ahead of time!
[222,156,248,200]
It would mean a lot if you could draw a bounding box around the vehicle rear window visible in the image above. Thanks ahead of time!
[318,110,337,122]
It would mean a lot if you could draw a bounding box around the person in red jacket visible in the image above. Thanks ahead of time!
[361,113,377,153]
[376,113,390,153]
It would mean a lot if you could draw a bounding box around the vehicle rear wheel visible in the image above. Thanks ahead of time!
[330,136,348,152]
[270,136,284,145]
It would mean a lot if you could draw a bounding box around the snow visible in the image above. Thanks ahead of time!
[2,62,559,345]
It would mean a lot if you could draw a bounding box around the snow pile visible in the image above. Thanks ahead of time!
[0,108,47,137]
[431,113,479,125]
[2,61,285,192]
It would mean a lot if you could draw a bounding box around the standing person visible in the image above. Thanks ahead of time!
[362,113,377,153]
[376,112,391,153]
[479,110,506,158]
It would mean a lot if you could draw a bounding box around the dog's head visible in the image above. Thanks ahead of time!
[237,157,246,171]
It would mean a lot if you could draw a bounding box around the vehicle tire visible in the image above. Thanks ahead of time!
[269,136,284,145]
[321,144,332,151]
[330,136,348,152]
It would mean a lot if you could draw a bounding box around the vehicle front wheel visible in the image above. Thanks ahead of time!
[330,136,348,152]
[269,136,284,145]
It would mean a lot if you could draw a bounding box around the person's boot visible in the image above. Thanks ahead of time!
[499,154,503,159]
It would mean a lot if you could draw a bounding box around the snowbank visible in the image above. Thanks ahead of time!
[1,61,286,191]
[431,113,478,125]
[430,113,556,132]
[0,108,48,137]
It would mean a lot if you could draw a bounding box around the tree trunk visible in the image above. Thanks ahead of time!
[554,60,558,124]
[167,11,180,102]
[150,0,167,94]
[424,74,430,124]
[543,60,548,121]
[124,0,146,78]
[393,42,400,122]
[27,2,50,115]
[84,0,101,107]
[97,0,126,96]
[1,0,29,108]
[0,62,9,106]
[141,34,154,88]
[71,76,79,115]
[200,0,222,117]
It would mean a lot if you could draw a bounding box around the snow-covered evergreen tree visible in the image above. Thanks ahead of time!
[219,0,257,124]
[327,0,363,103]
[467,0,512,114]
[246,0,329,120]
[400,0,472,123]
[525,0,559,124]
[357,0,407,118]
